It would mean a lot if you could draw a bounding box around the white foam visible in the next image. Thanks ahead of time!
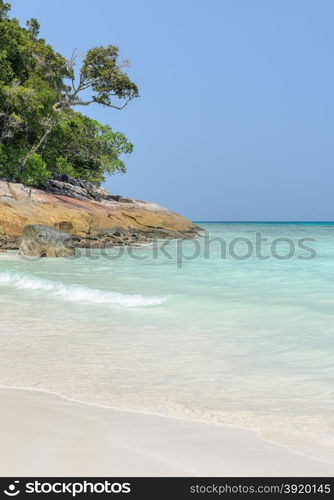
[0,271,168,307]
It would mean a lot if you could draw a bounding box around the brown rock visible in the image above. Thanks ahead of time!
[0,180,201,250]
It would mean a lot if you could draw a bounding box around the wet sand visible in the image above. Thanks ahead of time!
[0,388,333,476]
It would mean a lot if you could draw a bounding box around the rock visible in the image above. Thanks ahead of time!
[0,180,202,250]
[45,175,114,202]
[19,224,76,258]
[0,236,19,250]
[57,221,74,233]
[45,179,88,200]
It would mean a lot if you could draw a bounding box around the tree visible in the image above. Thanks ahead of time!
[56,46,138,111]
[44,110,133,183]
[0,0,138,186]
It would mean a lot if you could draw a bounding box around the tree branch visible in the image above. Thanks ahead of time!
[19,117,55,168]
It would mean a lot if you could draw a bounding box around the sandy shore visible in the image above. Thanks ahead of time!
[0,388,332,477]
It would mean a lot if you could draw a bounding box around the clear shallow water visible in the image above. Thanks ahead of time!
[0,223,334,454]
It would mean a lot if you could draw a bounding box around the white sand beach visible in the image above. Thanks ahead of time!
[2,0,334,481]
[0,388,333,477]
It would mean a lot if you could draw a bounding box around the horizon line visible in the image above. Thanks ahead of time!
[192,220,334,223]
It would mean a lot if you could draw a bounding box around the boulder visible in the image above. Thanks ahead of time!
[19,224,76,258]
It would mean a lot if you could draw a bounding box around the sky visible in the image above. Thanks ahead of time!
[10,0,334,221]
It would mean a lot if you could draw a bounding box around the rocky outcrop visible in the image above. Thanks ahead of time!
[19,224,76,258]
[45,174,119,202]
[0,179,201,250]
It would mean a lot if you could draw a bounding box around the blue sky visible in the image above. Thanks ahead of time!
[11,0,334,221]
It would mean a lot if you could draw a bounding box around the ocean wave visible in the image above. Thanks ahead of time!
[0,270,168,307]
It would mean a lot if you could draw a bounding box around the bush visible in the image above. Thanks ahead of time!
[20,154,50,187]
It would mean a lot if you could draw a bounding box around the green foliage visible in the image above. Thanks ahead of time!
[79,46,139,107]
[0,0,138,187]
[20,153,50,186]
[0,146,49,186]
[53,157,76,177]
[43,110,133,183]
[0,2,10,21]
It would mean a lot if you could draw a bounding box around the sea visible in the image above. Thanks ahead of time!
[1,222,334,458]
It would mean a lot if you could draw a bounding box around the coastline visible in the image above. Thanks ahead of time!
[1,224,334,475]
[0,387,333,477]
[0,180,200,252]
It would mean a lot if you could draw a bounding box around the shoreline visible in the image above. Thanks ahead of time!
[0,387,333,476]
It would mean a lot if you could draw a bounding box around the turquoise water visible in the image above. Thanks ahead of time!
[0,223,334,452]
